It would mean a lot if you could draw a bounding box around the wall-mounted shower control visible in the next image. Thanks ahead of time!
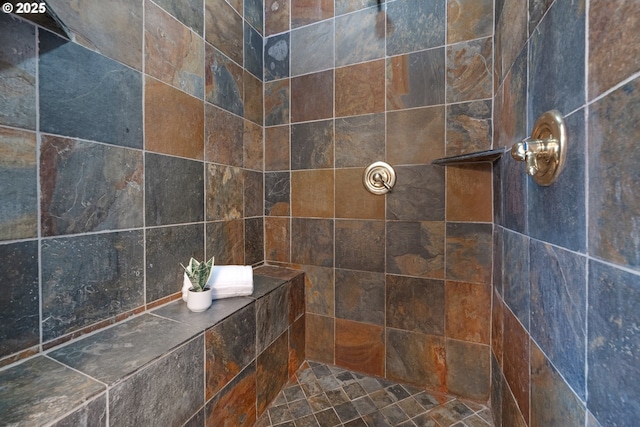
[363,161,396,194]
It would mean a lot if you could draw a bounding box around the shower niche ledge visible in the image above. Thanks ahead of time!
[431,148,506,166]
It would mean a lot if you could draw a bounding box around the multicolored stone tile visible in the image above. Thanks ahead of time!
[335,0,379,15]
[335,114,385,168]
[265,125,290,171]
[335,220,385,272]
[291,170,334,218]
[265,217,290,263]
[265,79,290,126]
[502,307,530,425]
[205,44,244,116]
[445,339,490,400]
[386,0,446,56]
[244,22,263,80]
[303,264,334,317]
[291,0,334,28]
[335,60,385,117]
[244,170,263,217]
[446,164,493,222]
[447,0,493,44]
[245,0,264,34]
[204,0,243,64]
[386,106,445,165]
[152,0,204,35]
[265,171,290,216]
[502,229,530,328]
[244,71,264,125]
[386,221,445,279]
[244,119,263,170]
[245,217,264,265]
[446,222,492,286]
[264,33,290,81]
[335,7,385,67]
[493,45,527,150]
[257,333,289,414]
[387,165,445,221]
[445,281,491,344]
[205,163,243,221]
[335,269,384,325]
[386,275,445,336]
[205,103,243,166]
[446,100,492,156]
[335,319,384,377]
[291,70,333,123]
[206,362,257,427]
[447,37,493,103]
[291,218,334,267]
[387,48,446,110]
[291,21,334,76]
[291,120,334,169]
[386,329,446,391]
[206,219,245,264]
[494,0,527,86]
[305,313,335,363]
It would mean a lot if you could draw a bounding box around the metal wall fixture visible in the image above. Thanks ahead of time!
[511,109,567,186]
[363,161,396,195]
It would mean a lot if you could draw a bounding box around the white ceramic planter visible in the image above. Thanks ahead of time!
[186,288,213,312]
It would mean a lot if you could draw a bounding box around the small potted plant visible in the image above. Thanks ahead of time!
[182,256,214,312]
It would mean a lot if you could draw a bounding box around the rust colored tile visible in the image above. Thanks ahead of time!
[445,339,490,400]
[265,125,290,171]
[205,43,244,116]
[292,0,334,28]
[305,313,334,364]
[503,307,530,425]
[257,333,289,414]
[244,119,263,171]
[291,70,334,123]
[204,0,243,64]
[265,217,290,263]
[289,315,306,376]
[335,60,385,117]
[335,319,384,377]
[387,106,445,165]
[289,274,305,322]
[206,220,245,264]
[206,363,257,427]
[227,0,242,15]
[335,114,385,168]
[446,222,492,285]
[492,291,504,367]
[386,221,445,279]
[446,164,492,222]
[445,281,491,344]
[265,79,290,126]
[291,170,334,218]
[335,168,384,219]
[244,71,264,125]
[205,103,243,166]
[304,264,334,316]
[335,220,385,273]
[266,0,290,36]
[145,77,204,160]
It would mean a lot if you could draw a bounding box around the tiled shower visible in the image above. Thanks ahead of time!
[0,0,638,426]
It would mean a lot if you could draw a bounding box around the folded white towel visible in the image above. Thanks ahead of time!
[182,265,253,302]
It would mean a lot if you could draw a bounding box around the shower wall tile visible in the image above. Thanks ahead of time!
[205,0,243,64]
[205,304,256,399]
[265,172,290,216]
[244,217,264,264]
[335,60,385,117]
[386,329,446,390]
[244,23,264,80]
[491,291,504,366]
[243,119,263,170]
[386,221,445,279]
[305,313,335,363]
[145,153,204,226]
[265,125,290,171]
[39,31,143,149]
[40,135,143,237]
[530,341,585,427]
[528,0,554,34]
[446,100,492,156]
[386,275,445,336]
[503,306,530,426]
[500,152,527,233]
[528,0,585,119]
[46,0,143,70]
[289,269,306,322]
[386,48,445,111]
[291,70,334,123]
[386,0,446,56]
[588,77,640,269]
[490,354,504,427]
[445,281,491,344]
[335,220,385,272]
[257,332,289,414]
[265,33,290,81]
[145,77,204,159]
[335,269,385,326]
[152,0,204,35]
[289,315,306,375]
[0,127,37,240]
[265,0,290,35]
[588,260,640,427]
[447,0,493,44]
[145,1,204,99]
[109,336,204,426]
[493,226,504,297]
[244,170,264,217]
[0,15,36,130]
[291,218,334,267]
[335,0,379,15]
[494,0,527,86]
[291,120,334,169]
[501,377,528,427]
[205,44,244,117]
[291,21,334,76]
[446,222,492,285]
[41,230,144,341]
[244,71,264,125]
[494,46,527,149]
[265,79,290,126]
[205,103,243,167]
[304,265,334,316]
[446,37,493,103]
[0,241,39,359]
[53,393,106,427]
[291,0,334,28]
[335,319,384,377]
[445,339,490,400]
[335,7,385,67]
[228,0,243,14]
[291,170,334,218]
[335,168,385,219]
[265,217,290,262]
[335,114,385,168]
[145,224,205,303]
[245,0,264,34]
[588,0,640,100]
[387,165,445,221]
[206,220,245,264]
[206,362,257,427]
[387,106,445,165]
[206,164,243,221]
[502,229,530,328]
[446,164,492,222]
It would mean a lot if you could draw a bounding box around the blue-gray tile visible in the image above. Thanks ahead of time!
[245,0,264,35]
[257,284,289,353]
[386,221,444,279]
[588,260,640,427]
[336,7,385,67]
[265,171,290,216]
[335,269,385,326]
[0,240,39,358]
[0,14,36,130]
[502,229,530,329]
[265,33,290,81]
[153,296,254,331]
[291,20,334,76]
[445,339,490,401]
[335,220,385,273]
[51,394,107,427]
[245,217,264,265]
[528,0,585,119]
[245,22,264,80]
[41,231,144,341]
[205,44,244,117]
[500,154,527,234]
[387,165,445,221]
[39,31,143,149]
[386,0,445,56]
[152,0,204,35]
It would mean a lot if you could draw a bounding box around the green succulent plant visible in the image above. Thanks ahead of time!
[182,257,214,292]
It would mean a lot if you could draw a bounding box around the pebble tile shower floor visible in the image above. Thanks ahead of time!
[255,361,494,427]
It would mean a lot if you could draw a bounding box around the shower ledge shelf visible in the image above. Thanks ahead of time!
[431,148,506,166]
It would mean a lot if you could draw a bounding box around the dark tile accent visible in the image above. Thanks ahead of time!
[206,220,245,265]
[0,357,105,426]
[445,222,493,285]
[386,329,446,390]
[386,0,446,56]
[335,7,385,67]
[206,362,257,427]
[244,170,264,217]
[109,336,204,426]
[291,21,334,76]
[52,394,107,427]
[500,150,527,233]
[386,221,445,279]
[528,0,585,119]
[265,33,290,81]
[387,165,445,221]
[0,240,39,359]
[335,220,385,272]
[245,217,264,265]
[335,319,384,377]
[528,0,554,34]
[289,274,306,322]
[490,354,503,427]
[589,77,640,268]
[588,260,640,427]
[502,229,530,328]
[335,269,385,325]
[387,48,445,110]
[387,275,445,336]
[0,127,37,240]
[245,0,264,34]
[493,226,504,297]
[257,283,289,353]
[204,0,243,64]
[446,100,492,156]
[39,31,143,149]
[145,153,204,226]
[206,163,243,221]
[145,224,205,303]
[0,14,36,130]
[41,231,144,341]
[290,315,306,376]
[40,135,143,236]
[291,70,333,123]
[152,0,204,35]
[291,120,334,170]
[245,22,264,80]
[291,170,334,218]
[335,114,385,168]
[447,0,493,43]
[253,274,288,298]
[205,103,243,166]
[48,314,200,384]
[205,44,244,117]
[258,333,290,414]
[445,339,490,400]
[265,172,290,216]
[265,0,290,36]
[445,281,491,344]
